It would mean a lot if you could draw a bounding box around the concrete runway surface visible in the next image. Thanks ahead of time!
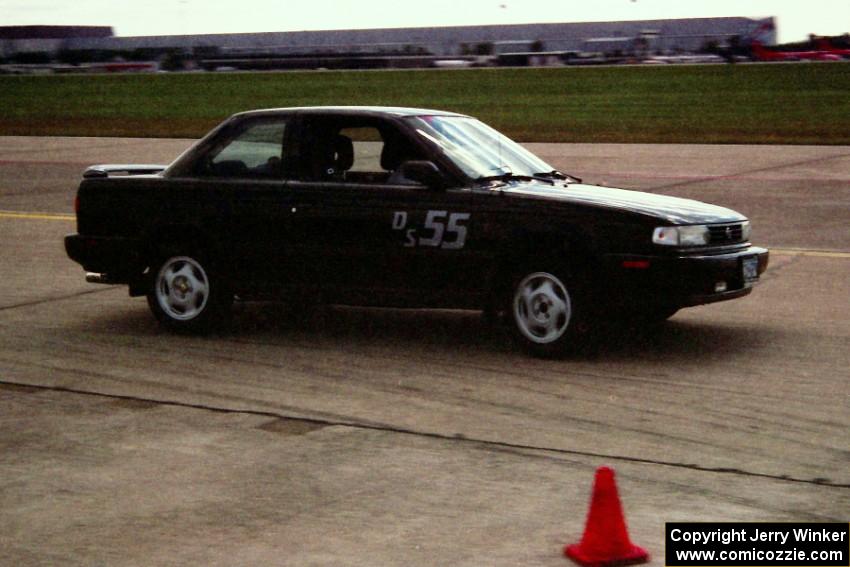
[1,136,848,566]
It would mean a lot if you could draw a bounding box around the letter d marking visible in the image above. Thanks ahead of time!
[392,211,407,230]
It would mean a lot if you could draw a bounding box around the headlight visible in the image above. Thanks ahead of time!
[741,220,751,241]
[652,225,710,246]
[678,225,710,246]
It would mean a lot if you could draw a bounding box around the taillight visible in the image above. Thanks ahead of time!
[74,194,80,214]
[622,260,650,269]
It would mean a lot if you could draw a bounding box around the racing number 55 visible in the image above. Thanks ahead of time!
[420,210,470,250]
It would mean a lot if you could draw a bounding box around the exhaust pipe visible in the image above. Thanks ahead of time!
[85,272,113,284]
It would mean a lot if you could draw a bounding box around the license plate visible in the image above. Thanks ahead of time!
[742,256,759,282]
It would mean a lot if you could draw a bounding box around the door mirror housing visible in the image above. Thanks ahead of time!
[398,160,448,189]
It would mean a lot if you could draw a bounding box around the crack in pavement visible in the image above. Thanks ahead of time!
[647,151,850,192]
[0,287,116,312]
[1,379,846,489]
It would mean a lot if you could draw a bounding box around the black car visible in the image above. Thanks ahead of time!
[65,106,768,355]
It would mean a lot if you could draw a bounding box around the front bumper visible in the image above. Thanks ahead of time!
[64,233,144,280]
[602,246,769,308]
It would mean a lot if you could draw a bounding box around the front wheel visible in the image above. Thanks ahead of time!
[508,269,588,357]
[147,253,231,332]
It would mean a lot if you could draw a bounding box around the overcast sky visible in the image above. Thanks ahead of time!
[2,0,849,43]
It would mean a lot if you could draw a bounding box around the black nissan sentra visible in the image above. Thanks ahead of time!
[66,106,769,356]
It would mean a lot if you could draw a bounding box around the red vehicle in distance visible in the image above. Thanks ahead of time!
[815,38,850,58]
[751,41,843,62]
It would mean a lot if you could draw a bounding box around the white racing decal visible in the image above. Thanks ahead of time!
[392,210,470,249]
[391,211,407,230]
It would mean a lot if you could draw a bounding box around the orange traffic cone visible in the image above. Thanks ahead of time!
[564,466,649,567]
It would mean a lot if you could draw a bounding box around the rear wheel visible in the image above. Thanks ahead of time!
[508,268,588,357]
[147,253,231,332]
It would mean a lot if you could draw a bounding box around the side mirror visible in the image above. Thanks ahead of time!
[398,160,448,189]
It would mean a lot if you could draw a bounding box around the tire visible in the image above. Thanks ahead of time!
[146,252,232,332]
[507,267,589,357]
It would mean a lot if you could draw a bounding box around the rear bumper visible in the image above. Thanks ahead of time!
[602,246,769,308]
[64,233,144,279]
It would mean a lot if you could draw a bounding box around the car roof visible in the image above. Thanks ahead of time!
[232,106,469,119]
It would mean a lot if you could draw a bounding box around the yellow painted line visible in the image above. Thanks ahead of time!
[772,248,850,259]
[0,210,75,221]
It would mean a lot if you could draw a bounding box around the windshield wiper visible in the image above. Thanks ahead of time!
[477,172,555,185]
[534,170,582,183]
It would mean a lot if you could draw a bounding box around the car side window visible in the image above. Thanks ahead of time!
[204,119,288,178]
[341,127,384,175]
[296,119,424,185]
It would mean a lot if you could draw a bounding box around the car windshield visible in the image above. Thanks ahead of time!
[405,115,559,181]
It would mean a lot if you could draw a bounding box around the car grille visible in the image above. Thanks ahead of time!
[708,223,744,244]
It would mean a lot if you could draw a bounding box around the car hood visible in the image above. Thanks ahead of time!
[501,182,746,224]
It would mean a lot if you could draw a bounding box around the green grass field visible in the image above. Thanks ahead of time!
[2,63,849,144]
